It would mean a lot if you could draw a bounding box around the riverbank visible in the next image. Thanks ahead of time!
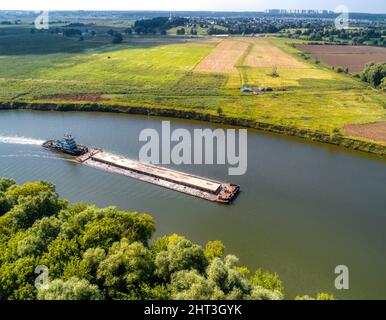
[1,101,386,157]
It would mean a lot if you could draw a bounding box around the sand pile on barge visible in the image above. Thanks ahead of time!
[77,149,239,204]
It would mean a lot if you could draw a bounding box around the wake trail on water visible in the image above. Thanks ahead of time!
[0,153,78,163]
[0,135,45,146]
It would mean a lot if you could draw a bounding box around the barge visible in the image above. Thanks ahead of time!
[42,134,88,156]
[77,149,240,204]
[42,135,239,203]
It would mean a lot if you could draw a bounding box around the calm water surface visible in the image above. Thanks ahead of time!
[1,110,386,299]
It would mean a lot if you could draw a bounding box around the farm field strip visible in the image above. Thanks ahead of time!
[296,44,386,72]
[297,44,386,54]
[244,39,307,69]
[344,122,386,144]
[194,39,250,73]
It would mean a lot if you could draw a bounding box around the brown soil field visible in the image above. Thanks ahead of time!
[297,45,386,54]
[195,39,250,73]
[245,39,306,68]
[344,122,386,144]
[296,45,386,72]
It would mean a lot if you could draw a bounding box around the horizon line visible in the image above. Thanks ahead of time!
[1,9,386,14]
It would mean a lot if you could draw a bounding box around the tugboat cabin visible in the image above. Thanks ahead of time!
[62,134,77,151]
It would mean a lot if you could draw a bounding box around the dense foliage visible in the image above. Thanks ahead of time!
[0,178,298,300]
[134,17,188,35]
[361,62,386,88]
[284,27,386,47]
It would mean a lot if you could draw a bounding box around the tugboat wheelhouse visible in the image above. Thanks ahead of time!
[42,134,88,156]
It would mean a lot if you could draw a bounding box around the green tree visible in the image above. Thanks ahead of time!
[170,255,283,300]
[0,256,37,300]
[251,268,283,292]
[381,77,386,90]
[112,32,123,44]
[0,178,16,192]
[335,66,345,73]
[155,237,207,282]
[176,28,186,35]
[295,293,335,300]
[77,248,106,282]
[97,240,154,299]
[204,240,225,261]
[7,190,64,230]
[361,62,386,88]
[39,237,81,278]
[0,192,11,215]
[37,277,102,300]
[17,216,61,257]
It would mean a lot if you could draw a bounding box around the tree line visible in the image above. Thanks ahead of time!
[133,17,188,35]
[286,27,386,47]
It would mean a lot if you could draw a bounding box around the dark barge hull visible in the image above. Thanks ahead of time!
[42,140,88,156]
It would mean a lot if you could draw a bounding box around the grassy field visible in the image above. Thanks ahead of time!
[0,28,385,146]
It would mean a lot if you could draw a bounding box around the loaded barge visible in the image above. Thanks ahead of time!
[43,135,240,204]
[77,150,239,204]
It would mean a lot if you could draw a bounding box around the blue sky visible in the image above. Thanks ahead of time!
[0,0,384,13]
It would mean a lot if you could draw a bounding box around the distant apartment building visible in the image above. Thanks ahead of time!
[265,9,333,15]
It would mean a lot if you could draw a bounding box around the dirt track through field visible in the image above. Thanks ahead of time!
[244,39,306,68]
[344,122,386,144]
[194,39,250,73]
[195,38,306,74]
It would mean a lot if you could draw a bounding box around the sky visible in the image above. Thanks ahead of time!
[0,0,384,14]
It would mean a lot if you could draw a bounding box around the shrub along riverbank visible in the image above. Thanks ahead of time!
[1,101,386,157]
[0,178,334,300]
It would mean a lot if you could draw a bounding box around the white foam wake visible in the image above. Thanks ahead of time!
[0,154,77,162]
[0,136,45,146]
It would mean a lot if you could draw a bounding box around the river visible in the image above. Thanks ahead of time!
[1,110,386,299]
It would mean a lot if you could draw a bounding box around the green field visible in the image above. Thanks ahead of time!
[0,28,385,145]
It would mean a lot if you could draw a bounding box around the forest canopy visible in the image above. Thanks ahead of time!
[0,178,333,300]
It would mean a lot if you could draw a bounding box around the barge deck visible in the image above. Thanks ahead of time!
[77,149,239,204]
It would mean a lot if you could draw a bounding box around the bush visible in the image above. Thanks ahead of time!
[112,32,123,44]
[361,62,386,88]
[271,67,279,77]
[252,268,283,293]
[37,277,102,300]
[335,66,345,73]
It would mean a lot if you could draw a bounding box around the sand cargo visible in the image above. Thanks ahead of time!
[77,149,240,204]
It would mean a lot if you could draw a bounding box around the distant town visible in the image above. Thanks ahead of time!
[265,9,335,15]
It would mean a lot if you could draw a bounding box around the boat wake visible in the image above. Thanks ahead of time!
[0,136,45,146]
[0,153,78,163]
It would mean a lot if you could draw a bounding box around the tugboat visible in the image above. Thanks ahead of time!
[42,134,88,156]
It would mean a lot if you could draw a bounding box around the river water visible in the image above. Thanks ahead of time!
[1,110,386,299]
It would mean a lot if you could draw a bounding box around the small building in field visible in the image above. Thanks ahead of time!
[240,87,253,93]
